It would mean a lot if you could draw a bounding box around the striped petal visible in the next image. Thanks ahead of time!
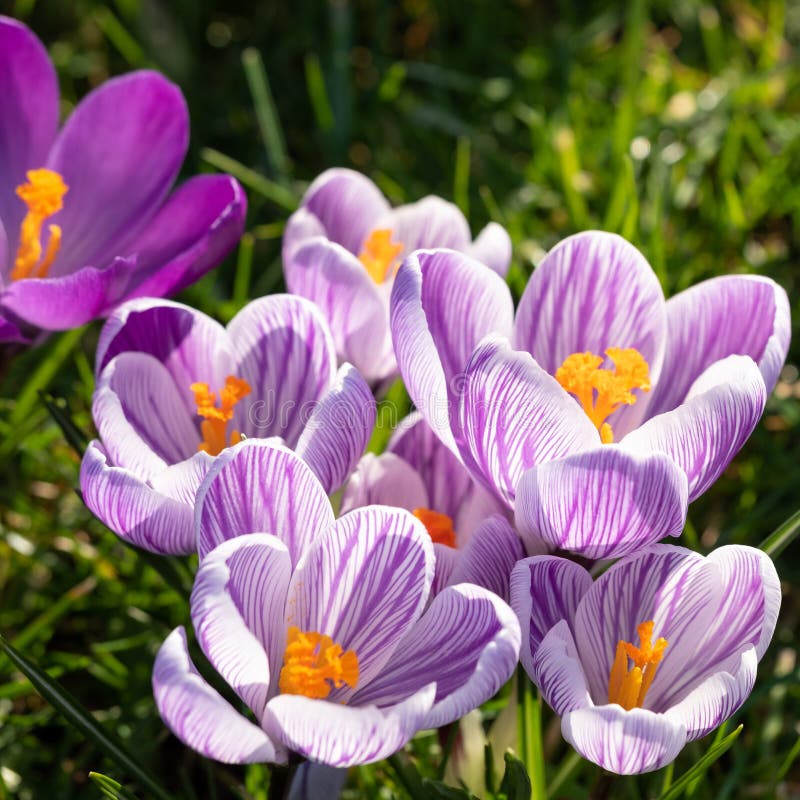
[467,222,512,277]
[339,453,428,515]
[515,448,688,560]
[379,196,471,253]
[191,535,292,716]
[153,627,285,765]
[195,439,334,564]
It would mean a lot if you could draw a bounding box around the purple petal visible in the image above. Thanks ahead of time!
[195,439,334,564]
[390,250,514,452]
[294,362,376,493]
[430,543,460,597]
[0,309,29,344]
[47,71,187,273]
[515,448,689,560]
[283,237,393,383]
[80,441,199,554]
[339,453,428,515]
[285,506,433,692]
[351,583,520,729]
[510,556,593,658]
[562,705,686,775]
[467,222,512,277]
[459,336,598,506]
[573,545,716,709]
[529,620,592,716]
[283,206,326,257]
[191,535,292,716]
[448,515,524,601]
[379,196,471,254]
[93,352,199,478]
[227,294,337,445]
[264,684,435,767]
[115,175,247,302]
[95,297,231,392]
[513,231,667,385]
[0,17,58,255]
[298,168,390,254]
[153,627,285,764]
[647,275,791,417]
[622,355,767,502]
[665,647,757,742]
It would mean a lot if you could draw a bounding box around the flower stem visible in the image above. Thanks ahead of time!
[517,665,547,800]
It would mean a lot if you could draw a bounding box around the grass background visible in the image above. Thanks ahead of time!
[0,0,799,797]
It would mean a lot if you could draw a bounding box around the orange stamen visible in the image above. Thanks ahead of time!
[413,507,458,548]
[190,375,252,456]
[607,620,668,710]
[279,626,359,699]
[12,168,69,281]
[555,347,651,443]
[358,228,404,283]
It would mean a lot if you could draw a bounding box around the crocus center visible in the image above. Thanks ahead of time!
[607,620,668,710]
[555,347,651,443]
[12,168,69,281]
[278,626,360,699]
[358,228,404,283]
[190,375,252,456]
[413,507,457,548]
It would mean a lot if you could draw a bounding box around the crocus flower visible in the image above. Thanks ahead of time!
[80,295,375,555]
[390,232,790,559]
[510,544,780,774]
[282,168,512,384]
[340,411,523,599]
[153,438,521,767]
[0,17,245,343]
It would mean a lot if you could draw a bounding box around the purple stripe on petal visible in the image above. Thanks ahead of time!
[448,515,524,601]
[510,556,593,660]
[191,535,292,715]
[295,362,376,494]
[80,441,196,554]
[286,506,433,693]
[195,439,334,564]
[623,355,767,502]
[530,620,592,716]
[459,336,597,506]
[153,627,285,765]
[515,448,688,560]
[339,453,428,516]
[264,683,435,767]
[0,18,59,249]
[562,705,686,775]
[228,294,337,445]
[647,275,790,417]
[351,584,520,729]
[47,71,187,273]
[467,222,512,277]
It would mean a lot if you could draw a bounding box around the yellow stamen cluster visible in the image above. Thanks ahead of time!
[607,620,668,710]
[358,228,404,284]
[12,168,69,281]
[413,507,457,548]
[278,626,359,699]
[190,375,252,456]
[555,347,651,443]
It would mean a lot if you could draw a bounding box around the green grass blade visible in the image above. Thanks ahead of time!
[758,508,800,558]
[0,636,172,800]
[304,53,335,132]
[516,667,546,800]
[232,232,255,308]
[40,392,90,457]
[454,136,471,217]
[657,725,743,800]
[89,772,141,800]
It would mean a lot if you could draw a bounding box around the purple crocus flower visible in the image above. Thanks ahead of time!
[390,232,790,559]
[153,439,520,767]
[282,168,512,384]
[510,544,780,774]
[0,17,245,343]
[341,411,523,599]
[80,295,375,555]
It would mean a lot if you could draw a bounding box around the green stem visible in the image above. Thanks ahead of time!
[517,666,547,800]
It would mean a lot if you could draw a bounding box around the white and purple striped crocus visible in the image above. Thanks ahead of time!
[391,231,790,559]
[80,296,375,554]
[0,17,245,344]
[510,544,780,774]
[282,167,512,384]
[341,411,523,599]
[153,439,521,767]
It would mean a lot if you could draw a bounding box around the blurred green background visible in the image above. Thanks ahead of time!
[0,0,798,797]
